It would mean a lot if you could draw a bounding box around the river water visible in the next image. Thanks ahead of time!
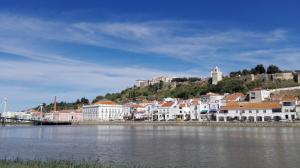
[0,125,299,168]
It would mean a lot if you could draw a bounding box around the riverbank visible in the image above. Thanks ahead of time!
[77,121,300,127]
[0,160,132,168]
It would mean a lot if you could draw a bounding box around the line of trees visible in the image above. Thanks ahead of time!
[171,77,202,83]
[230,64,282,77]
[37,97,90,112]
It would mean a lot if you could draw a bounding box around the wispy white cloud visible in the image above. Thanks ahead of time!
[0,13,297,64]
[233,48,300,69]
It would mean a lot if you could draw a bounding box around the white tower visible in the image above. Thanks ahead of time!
[211,66,223,85]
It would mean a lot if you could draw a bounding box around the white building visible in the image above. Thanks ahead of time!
[83,101,128,121]
[156,98,189,121]
[125,103,153,121]
[217,101,296,122]
[189,99,203,121]
[211,66,223,85]
[156,98,210,121]
[1,111,32,120]
[150,98,213,122]
[157,100,178,121]
[200,93,224,120]
[249,89,271,102]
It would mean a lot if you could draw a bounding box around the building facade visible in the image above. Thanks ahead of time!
[249,89,271,102]
[44,109,83,122]
[135,80,150,87]
[217,101,296,122]
[83,101,127,121]
[271,72,294,81]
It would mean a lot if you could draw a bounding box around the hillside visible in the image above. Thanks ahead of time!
[36,64,300,111]
[93,64,300,103]
[94,77,300,104]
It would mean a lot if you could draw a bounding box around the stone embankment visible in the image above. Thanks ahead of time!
[77,121,300,127]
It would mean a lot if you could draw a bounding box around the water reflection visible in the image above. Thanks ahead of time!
[0,125,300,168]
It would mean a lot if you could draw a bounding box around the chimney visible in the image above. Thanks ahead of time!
[53,96,57,112]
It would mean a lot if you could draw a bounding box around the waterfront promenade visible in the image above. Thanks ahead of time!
[77,121,300,127]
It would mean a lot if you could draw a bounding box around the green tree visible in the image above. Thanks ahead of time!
[80,97,89,105]
[75,99,81,104]
[216,78,247,93]
[229,71,242,77]
[267,65,281,74]
[242,69,251,75]
[251,64,266,74]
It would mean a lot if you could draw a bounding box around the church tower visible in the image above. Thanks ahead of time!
[211,66,223,85]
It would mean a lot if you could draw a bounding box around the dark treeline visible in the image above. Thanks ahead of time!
[229,64,282,77]
[171,77,202,83]
[35,97,89,112]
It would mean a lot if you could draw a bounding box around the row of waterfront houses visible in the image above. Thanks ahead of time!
[2,89,299,123]
[82,89,300,122]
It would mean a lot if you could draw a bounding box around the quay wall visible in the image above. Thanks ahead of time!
[76,121,300,127]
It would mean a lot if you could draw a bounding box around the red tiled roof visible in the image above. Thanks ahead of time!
[221,101,281,110]
[191,100,200,105]
[161,102,175,107]
[179,103,187,108]
[224,93,245,101]
[94,101,117,105]
[271,95,298,101]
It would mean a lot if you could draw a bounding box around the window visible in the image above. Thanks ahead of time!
[272,108,281,113]
[250,92,255,99]
[283,102,292,106]
[263,110,266,113]
[249,110,252,113]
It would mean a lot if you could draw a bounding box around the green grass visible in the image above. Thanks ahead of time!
[0,160,144,168]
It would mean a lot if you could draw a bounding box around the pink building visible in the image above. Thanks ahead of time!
[44,109,83,122]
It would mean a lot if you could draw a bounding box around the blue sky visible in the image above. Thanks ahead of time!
[0,0,300,111]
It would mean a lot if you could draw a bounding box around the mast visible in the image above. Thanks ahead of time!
[3,97,7,114]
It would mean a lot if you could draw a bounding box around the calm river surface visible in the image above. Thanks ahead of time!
[0,125,300,168]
